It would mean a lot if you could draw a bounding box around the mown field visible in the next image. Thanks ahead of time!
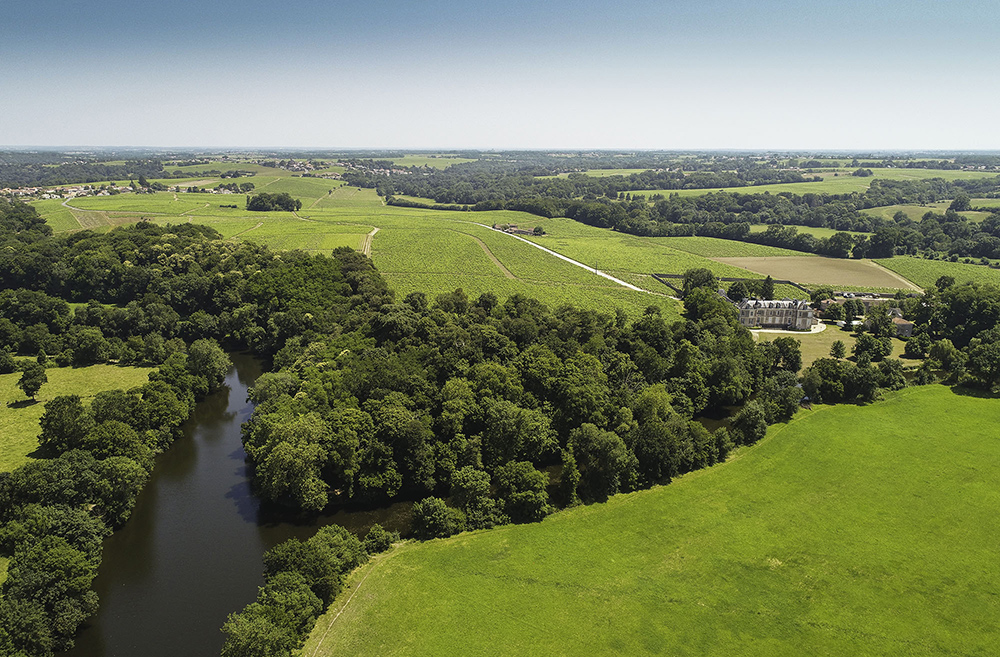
[713,256,921,290]
[303,385,1000,657]
[756,322,908,368]
[876,256,1000,290]
[0,364,154,473]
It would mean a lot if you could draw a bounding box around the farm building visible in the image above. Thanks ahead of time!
[736,299,814,330]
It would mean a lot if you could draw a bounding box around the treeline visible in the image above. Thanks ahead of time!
[346,162,818,203]
[0,160,189,188]
[247,192,302,212]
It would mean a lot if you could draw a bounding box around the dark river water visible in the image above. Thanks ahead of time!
[65,353,411,657]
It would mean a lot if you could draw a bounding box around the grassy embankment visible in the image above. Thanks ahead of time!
[304,385,1000,657]
[0,364,153,474]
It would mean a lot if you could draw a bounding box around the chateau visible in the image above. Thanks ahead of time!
[735,299,814,330]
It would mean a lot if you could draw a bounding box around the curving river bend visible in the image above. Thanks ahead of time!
[65,353,409,657]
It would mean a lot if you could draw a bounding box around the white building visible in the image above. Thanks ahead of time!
[736,299,814,330]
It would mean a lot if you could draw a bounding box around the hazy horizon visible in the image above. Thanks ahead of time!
[3,1,998,150]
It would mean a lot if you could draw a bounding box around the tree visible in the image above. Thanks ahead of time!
[830,340,847,359]
[681,268,718,296]
[17,362,46,401]
[569,423,637,502]
[411,497,464,539]
[730,400,767,446]
[727,280,749,301]
[187,339,231,391]
[761,275,775,300]
[949,193,971,212]
[494,461,551,523]
[38,395,95,455]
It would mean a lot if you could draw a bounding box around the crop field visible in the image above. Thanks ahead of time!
[712,256,921,290]
[659,236,814,258]
[35,187,679,318]
[305,385,1000,657]
[875,256,1000,290]
[0,364,154,473]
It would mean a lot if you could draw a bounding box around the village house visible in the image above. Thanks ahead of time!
[735,298,814,330]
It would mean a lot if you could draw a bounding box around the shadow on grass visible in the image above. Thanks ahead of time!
[949,385,1000,400]
[6,399,38,409]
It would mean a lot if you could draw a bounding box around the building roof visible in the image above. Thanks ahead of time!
[736,298,812,311]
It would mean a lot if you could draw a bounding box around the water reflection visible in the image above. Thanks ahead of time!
[65,353,410,657]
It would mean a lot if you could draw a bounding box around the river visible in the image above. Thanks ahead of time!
[65,353,410,657]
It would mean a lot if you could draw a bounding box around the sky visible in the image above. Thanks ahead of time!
[1,0,998,150]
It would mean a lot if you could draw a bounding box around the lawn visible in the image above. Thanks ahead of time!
[756,323,908,368]
[304,384,1000,657]
[712,256,921,290]
[0,364,153,473]
[875,256,1000,290]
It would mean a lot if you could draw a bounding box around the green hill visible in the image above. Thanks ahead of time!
[305,385,1000,656]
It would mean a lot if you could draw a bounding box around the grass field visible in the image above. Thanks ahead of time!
[304,385,1000,657]
[0,364,153,473]
[756,323,907,368]
[875,256,1000,290]
[712,256,921,290]
[861,202,991,223]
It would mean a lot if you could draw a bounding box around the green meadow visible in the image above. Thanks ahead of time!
[304,385,1000,657]
[747,224,871,238]
[0,364,154,473]
[862,201,991,223]
[876,256,1000,290]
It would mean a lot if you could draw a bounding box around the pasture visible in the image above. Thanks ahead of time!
[0,364,154,473]
[304,385,1000,657]
[875,256,1000,290]
[712,256,921,290]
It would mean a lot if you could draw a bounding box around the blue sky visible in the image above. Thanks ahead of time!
[1,0,997,149]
